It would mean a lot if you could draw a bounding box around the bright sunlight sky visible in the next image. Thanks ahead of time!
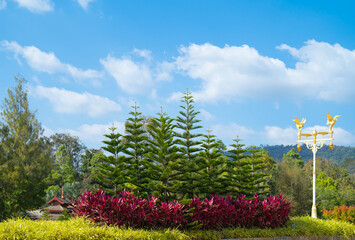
[0,0,354,149]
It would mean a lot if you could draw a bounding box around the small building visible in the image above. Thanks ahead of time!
[27,187,74,220]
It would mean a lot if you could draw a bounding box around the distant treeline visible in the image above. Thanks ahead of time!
[261,144,355,165]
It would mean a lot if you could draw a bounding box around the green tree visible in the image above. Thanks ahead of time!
[46,145,76,198]
[94,125,128,195]
[197,129,226,196]
[175,89,203,198]
[225,137,248,197]
[49,133,86,179]
[245,146,270,197]
[283,148,304,167]
[124,103,149,193]
[79,148,102,193]
[0,76,53,218]
[144,109,181,200]
[273,151,312,216]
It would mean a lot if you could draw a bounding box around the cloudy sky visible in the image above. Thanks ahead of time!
[0,0,354,149]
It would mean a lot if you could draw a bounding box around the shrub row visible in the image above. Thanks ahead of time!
[74,189,291,229]
[1,217,354,240]
[323,205,354,223]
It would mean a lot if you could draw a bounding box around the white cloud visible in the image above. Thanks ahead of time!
[100,55,153,94]
[133,48,152,61]
[44,121,125,148]
[77,0,95,10]
[13,0,54,13]
[1,41,102,81]
[210,123,256,141]
[171,40,355,103]
[0,0,6,10]
[34,86,121,117]
[155,61,174,81]
[199,109,214,121]
[263,125,355,146]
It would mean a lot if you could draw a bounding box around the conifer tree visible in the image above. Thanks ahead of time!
[124,103,148,194]
[225,137,249,196]
[94,125,128,195]
[144,108,181,201]
[0,76,52,215]
[243,146,270,197]
[197,129,227,196]
[175,89,203,198]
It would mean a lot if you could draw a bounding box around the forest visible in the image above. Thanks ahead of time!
[0,76,354,221]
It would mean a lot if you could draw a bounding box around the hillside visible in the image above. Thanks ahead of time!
[262,144,355,166]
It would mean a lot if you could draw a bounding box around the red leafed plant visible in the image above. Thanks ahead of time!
[255,193,291,228]
[186,195,237,229]
[232,195,258,228]
[74,189,291,229]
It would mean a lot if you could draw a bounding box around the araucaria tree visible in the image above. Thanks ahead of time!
[144,108,181,201]
[0,76,52,218]
[243,146,270,197]
[124,103,149,194]
[225,137,248,196]
[197,129,227,196]
[94,125,128,195]
[175,89,203,198]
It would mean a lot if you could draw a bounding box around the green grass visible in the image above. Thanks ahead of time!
[0,216,354,240]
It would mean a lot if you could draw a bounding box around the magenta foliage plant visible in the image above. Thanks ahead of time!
[74,189,291,229]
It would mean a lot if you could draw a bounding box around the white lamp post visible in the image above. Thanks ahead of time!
[293,113,340,219]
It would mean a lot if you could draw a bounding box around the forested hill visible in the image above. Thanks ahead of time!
[262,144,355,165]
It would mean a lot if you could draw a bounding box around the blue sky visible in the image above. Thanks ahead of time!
[0,0,354,149]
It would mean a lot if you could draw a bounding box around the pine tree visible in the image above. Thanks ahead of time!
[144,108,181,201]
[175,89,203,198]
[0,75,52,215]
[244,146,270,197]
[225,137,249,196]
[124,103,148,194]
[197,129,227,196]
[94,125,128,195]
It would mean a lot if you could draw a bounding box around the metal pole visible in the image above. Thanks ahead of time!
[311,145,317,218]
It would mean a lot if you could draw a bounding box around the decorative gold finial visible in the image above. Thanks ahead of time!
[293,117,306,151]
[312,129,317,145]
[326,113,340,140]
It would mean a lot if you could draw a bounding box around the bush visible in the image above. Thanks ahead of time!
[323,205,354,223]
[255,193,291,228]
[75,189,186,229]
[74,189,291,230]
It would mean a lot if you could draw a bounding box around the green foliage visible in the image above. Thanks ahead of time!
[94,125,128,195]
[226,137,249,196]
[272,151,312,216]
[0,217,353,239]
[283,148,304,167]
[124,103,149,194]
[145,108,181,200]
[196,129,226,197]
[175,89,203,199]
[49,133,86,180]
[0,76,53,219]
[0,217,190,240]
[46,145,76,192]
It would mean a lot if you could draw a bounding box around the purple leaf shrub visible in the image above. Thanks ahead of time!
[255,193,291,228]
[187,195,237,229]
[74,190,291,229]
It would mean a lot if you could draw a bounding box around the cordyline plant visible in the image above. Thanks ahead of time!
[74,189,291,230]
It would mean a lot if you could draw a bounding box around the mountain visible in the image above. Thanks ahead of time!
[261,144,354,165]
